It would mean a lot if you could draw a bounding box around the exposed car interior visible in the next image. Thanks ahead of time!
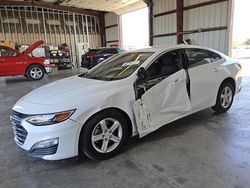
[146,51,182,89]
[135,50,183,99]
[147,52,181,80]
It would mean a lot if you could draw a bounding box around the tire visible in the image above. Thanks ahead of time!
[212,82,234,113]
[26,64,45,81]
[79,109,129,160]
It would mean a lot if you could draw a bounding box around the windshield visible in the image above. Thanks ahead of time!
[80,52,153,81]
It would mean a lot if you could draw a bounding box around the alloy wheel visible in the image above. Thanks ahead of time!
[220,86,233,108]
[91,118,123,153]
[30,67,43,79]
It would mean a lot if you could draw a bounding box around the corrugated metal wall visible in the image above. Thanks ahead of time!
[104,12,120,47]
[152,0,177,46]
[152,0,232,54]
[184,0,211,6]
[183,1,229,54]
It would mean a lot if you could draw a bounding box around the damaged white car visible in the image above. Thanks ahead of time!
[11,45,242,160]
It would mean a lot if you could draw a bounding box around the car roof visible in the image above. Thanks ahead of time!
[0,45,21,54]
[129,44,223,55]
[0,45,14,49]
[91,47,121,50]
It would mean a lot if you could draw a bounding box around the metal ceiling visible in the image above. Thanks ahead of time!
[2,0,147,15]
[20,0,147,15]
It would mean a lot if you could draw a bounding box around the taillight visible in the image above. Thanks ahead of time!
[90,55,96,61]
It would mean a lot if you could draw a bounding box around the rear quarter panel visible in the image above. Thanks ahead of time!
[222,58,242,93]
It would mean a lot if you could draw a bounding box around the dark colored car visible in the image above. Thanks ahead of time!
[81,47,125,69]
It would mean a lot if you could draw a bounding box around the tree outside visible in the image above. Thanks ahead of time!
[244,38,250,45]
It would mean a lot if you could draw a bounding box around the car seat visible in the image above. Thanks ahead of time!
[159,55,179,76]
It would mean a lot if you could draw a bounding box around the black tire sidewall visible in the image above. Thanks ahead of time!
[212,82,234,113]
[27,64,45,80]
[79,110,129,160]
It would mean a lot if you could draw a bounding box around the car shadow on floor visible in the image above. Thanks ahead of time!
[1,69,86,85]
[124,108,228,152]
[2,76,30,84]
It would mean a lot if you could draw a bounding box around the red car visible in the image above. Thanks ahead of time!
[0,40,52,80]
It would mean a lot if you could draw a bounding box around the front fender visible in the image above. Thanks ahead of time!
[72,85,138,155]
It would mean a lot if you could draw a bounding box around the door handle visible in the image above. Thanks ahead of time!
[0,59,5,62]
[172,78,181,85]
[174,79,180,83]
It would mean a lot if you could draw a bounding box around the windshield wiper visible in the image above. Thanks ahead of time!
[87,75,102,80]
[80,74,106,80]
[78,73,86,77]
[79,73,113,81]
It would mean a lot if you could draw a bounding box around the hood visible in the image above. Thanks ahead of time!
[23,40,44,54]
[13,75,134,115]
[19,76,111,105]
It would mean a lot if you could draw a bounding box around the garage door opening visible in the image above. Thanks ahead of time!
[120,8,149,50]
[232,0,250,76]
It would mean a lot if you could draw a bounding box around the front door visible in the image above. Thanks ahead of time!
[134,50,191,137]
[0,46,22,76]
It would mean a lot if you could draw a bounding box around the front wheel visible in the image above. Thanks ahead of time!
[26,64,45,80]
[79,110,129,160]
[212,82,234,113]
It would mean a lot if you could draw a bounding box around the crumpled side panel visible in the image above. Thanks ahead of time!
[134,69,192,137]
[134,99,151,135]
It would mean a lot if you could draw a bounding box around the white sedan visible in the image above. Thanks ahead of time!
[11,45,242,160]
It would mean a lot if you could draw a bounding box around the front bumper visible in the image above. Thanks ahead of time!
[45,67,53,74]
[11,114,80,160]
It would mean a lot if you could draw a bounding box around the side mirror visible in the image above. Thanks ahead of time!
[137,67,148,83]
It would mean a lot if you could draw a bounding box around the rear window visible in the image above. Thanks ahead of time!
[185,49,222,67]
[0,47,18,57]
[96,49,118,54]
[89,49,101,52]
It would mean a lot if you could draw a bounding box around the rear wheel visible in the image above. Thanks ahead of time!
[212,82,234,113]
[26,64,45,80]
[79,109,129,160]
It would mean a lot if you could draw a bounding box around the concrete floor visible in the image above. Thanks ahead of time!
[0,64,250,188]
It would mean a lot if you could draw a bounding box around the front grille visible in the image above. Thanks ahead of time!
[11,111,28,146]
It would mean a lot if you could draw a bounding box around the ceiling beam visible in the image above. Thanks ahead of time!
[54,0,68,5]
[0,0,102,16]
[184,0,228,10]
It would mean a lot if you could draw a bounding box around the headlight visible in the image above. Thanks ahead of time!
[26,110,75,126]
[44,59,50,65]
